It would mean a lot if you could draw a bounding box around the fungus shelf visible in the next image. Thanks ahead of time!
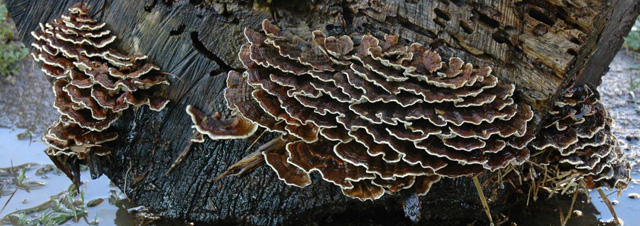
[32,3,170,186]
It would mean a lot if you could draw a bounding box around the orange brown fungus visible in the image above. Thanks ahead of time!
[191,19,536,201]
[32,3,170,185]
[186,105,258,140]
[530,84,631,192]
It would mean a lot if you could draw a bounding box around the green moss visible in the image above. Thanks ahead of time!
[0,3,28,77]
[624,17,640,52]
[624,17,640,91]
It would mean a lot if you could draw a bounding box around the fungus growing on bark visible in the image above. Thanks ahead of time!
[192,19,536,200]
[32,3,170,185]
[43,121,118,155]
[186,105,258,140]
[530,84,631,192]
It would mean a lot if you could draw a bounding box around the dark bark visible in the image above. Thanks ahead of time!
[5,0,638,225]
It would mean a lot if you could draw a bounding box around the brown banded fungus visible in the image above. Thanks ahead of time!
[529,84,631,193]
[188,19,536,201]
[32,3,170,185]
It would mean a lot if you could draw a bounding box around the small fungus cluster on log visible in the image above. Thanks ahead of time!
[527,84,630,193]
[31,3,170,187]
[187,19,538,201]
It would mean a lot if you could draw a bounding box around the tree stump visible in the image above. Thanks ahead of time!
[6,0,639,225]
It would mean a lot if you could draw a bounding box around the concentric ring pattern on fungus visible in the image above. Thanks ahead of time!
[31,3,170,185]
[530,84,631,192]
[188,20,537,201]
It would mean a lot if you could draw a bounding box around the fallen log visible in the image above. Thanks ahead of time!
[5,0,639,225]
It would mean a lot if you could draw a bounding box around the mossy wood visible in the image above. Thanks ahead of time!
[6,0,639,225]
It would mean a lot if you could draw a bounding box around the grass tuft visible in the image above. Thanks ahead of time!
[1,184,93,225]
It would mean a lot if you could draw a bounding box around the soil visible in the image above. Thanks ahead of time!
[598,52,640,149]
[0,47,57,133]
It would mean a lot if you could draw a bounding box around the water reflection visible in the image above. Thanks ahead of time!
[0,128,136,226]
[511,191,607,226]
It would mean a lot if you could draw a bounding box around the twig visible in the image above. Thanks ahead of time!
[561,188,580,226]
[131,169,150,187]
[214,150,264,180]
[0,162,18,215]
[526,180,533,206]
[538,165,549,201]
[164,136,195,177]
[124,161,132,194]
[0,185,17,215]
[160,71,184,83]
[598,188,621,225]
[529,164,538,202]
[473,176,494,226]
[244,128,268,154]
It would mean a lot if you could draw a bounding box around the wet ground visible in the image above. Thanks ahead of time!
[589,52,640,224]
[0,59,57,133]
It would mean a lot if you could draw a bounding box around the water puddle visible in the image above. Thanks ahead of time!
[0,128,136,226]
[588,154,640,224]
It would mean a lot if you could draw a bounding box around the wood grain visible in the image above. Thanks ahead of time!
[5,0,638,224]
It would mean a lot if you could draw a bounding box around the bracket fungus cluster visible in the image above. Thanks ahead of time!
[32,3,170,185]
[528,84,630,193]
[187,20,536,201]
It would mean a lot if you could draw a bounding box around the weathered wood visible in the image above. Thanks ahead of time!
[574,0,640,86]
[6,0,639,225]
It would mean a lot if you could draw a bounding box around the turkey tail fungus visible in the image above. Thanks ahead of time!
[496,84,632,225]
[5,0,638,224]
[529,84,631,193]
[32,3,170,188]
[187,19,536,201]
